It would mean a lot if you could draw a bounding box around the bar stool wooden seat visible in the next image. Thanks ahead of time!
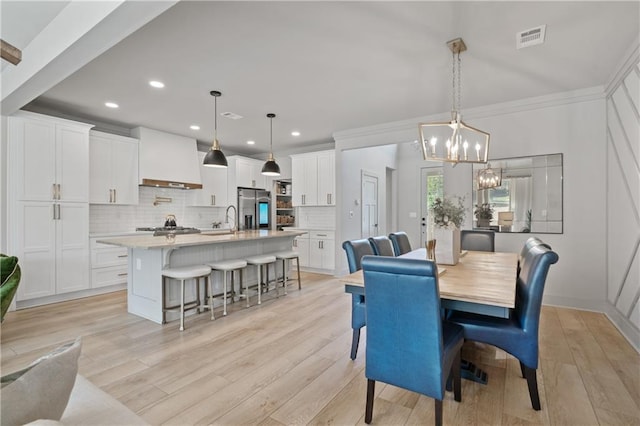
[245,254,277,304]
[162,264,212,331]
[273,250,302,295]
[207,259,247,316]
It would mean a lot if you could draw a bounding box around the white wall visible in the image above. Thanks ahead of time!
[1,116,7,254]
[336,144,398,273]
[335,88,608,314]
[605,48,640,349]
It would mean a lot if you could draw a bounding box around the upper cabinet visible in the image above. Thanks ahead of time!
[8,112,93,203]
[189,151,228,207]
[291,150,335,206]
[89,131,139,205]
[234,156,266,189]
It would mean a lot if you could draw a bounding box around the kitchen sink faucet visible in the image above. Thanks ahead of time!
[225,205,237,234]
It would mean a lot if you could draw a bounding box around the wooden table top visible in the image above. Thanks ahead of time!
[341,249,517,309]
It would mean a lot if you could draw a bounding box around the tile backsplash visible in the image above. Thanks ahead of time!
[90,187,229,234]
[296,206,336,229]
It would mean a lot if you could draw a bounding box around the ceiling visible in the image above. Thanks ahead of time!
[3,1,639,156]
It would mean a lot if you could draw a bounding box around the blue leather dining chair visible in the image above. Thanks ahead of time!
[342,239,375,360]
[368,236,395,257]
[362,256,463,426]
[388,231,412,256]
[460,229,495,252]
[518,237,550,277]
[448,243,559,410]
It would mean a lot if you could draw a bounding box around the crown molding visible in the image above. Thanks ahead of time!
[604,37,640,96]
[333,86,605,143]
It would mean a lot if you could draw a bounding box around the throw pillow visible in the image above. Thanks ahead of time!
[0,337,82,426]
[0,254,21,322]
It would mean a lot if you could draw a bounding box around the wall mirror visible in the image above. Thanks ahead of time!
[472,153,563,234]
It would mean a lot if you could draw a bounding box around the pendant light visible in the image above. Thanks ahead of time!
[203,90,228,168]
[418,38,490,164]
[261,113,281,176]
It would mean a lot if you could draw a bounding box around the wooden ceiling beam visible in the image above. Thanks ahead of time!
[1,39,22,65]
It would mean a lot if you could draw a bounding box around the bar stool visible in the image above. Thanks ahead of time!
[162,264,212,331]
[273,250,302,295]
[207,259,248,316]
[245,254,277,304]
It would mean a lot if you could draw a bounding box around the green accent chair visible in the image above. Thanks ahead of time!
[1,254,21,322]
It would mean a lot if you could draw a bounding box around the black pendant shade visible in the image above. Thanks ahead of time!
[261,113,280,176]
[203,145,228,168]
[203,90,228,168]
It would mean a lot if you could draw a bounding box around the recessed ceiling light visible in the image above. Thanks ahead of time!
[190,125,200,130]
[246,140,255,145]
[291,131,300,136]
[149,80,165,88]
[105,102,119,108]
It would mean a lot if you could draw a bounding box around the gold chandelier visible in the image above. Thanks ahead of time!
[419,38,490,164]
[477,164,502,190]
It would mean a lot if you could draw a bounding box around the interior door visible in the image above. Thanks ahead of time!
[361,172,379,238]
[420,166,444,247]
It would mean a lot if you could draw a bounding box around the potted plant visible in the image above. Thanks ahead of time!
[430,196,466,265]
[474,203,493,228]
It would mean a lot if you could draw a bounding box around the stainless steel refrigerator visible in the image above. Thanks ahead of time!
[237,187,271,230]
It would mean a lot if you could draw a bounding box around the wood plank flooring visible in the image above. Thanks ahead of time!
[2,272,639,425]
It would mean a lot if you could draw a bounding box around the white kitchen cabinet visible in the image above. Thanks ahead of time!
[9,112,92,203]
[316,151,336,205]
[309,230,335,270]
[89,130,139,205]
[90,238,128,289]
[189,151,228,206]
[290,150,334,206]
[16,201,90,300]
[235,157,266,189]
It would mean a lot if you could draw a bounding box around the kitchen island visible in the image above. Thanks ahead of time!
[98,230,306,323]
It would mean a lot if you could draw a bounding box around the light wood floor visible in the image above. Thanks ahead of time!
[2,272,639,425]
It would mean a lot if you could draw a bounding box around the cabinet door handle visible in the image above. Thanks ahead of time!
[252,179,256,187]
[328,193,332,204]
[211,194,216,206]
[52,183,56,200]
[109,189,113,203]
[55,204,61,220]
[57,184,61,200]
[302,194,306,205]
[117,273,128,277]
[293,239,297,247]
[113,189,116,203]
[117,254,128,258]
[52,204,56,220]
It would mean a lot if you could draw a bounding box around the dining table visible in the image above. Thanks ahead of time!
[341,248,518,383]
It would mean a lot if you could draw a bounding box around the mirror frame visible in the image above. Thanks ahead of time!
[472,153,563,234]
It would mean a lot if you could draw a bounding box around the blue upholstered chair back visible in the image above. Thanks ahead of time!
[518,237,551,277]
[460,230,495,252]
[362,256,448,399]
[388,232,412,256]
[514,244,559,363]
[342,239,375,273]
[368,236,396,257]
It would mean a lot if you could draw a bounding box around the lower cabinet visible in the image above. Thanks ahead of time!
[16,201,90,300]
[90,238,128,288]
[293,230,335,272]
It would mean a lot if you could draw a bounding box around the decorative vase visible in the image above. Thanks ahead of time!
[433,227,461,265]
[477,218,491,228]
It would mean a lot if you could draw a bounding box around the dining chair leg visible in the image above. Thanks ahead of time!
[523,365,541,410]
[434,399,443,426]
[350,328,361,360]
[519,360,526,378]
[365,379,375,424]
[453,350,461,402]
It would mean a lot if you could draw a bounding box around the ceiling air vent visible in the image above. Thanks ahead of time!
[517,25,546,49]
[220,111,243,120]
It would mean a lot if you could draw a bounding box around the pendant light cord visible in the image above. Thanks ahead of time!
[269,115,273,153]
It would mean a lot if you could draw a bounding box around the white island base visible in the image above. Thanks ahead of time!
[98,230,304,324]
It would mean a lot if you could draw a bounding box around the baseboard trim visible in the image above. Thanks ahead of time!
[604,303,640,353]
[16,284,126,309]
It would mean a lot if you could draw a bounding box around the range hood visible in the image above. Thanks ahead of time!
[132,127,203,189]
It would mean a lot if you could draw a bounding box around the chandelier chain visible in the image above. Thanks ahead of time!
[451,50,456,114]
[457,51,461,115]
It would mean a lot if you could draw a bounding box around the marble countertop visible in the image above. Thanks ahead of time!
[96,229,306,249]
